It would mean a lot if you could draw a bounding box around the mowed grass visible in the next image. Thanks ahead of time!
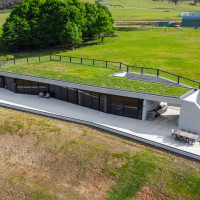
[0,60,189,96]
[0,107,200,200]
[55,28,200,82]
[84,0,200,21]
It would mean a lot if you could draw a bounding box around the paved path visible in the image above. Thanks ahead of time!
[0,89,199,160]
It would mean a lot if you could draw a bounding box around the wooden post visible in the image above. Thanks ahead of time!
[127,65,129,72]
[39,56,40,62]
[157,69,159,77]
[120,62,122,70]
[70,57,72,63]
[141,67,144,74]
[81,58,83,64]
[177,76,180,84]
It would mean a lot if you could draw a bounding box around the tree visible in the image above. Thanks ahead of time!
[59,22,82,45]
[2,0,115,50]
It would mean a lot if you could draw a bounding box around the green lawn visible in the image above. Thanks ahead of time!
[84,0,200,21]
[0,60,189,97]
[54,28,200,83]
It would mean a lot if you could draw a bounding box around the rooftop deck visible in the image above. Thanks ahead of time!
[0,88,199,160]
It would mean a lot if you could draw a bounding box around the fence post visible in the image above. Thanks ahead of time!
[157,69,159,77]
[60,56,61,61]
[106,61,108,68]
[120,62,122,70]
[27,57,28,64]
[39,56,40,62]
[14,58,15,65]
[141,67,143,74]
[127,65,129,72]
[177,76,180,84]
[81,58,83,64]
[93,59,94,66]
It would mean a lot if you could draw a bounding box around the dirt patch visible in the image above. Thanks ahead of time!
[0,107,142,200]
[135,185,170,200]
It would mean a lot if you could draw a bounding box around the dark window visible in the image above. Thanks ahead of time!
[84,90,92,108]
[23,80,31,94]
[68,88,78,104]
[39,82,46,92]
[31,81,39,95]
[124,97,138,118]
[100,94,111,113]
[111,96,123,116]
[60,87,68,101]
[91,92,99,111]
[16,79,24,93]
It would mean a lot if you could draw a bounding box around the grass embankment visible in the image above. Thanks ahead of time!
[0,107,200,200]
[84,0,200,21]
[0,60,189,97]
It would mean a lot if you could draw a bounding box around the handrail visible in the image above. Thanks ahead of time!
[0,54,200,89]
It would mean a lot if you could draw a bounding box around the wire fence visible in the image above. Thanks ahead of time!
[0,54,199,89]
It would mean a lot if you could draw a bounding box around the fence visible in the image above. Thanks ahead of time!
[0,54,200,89]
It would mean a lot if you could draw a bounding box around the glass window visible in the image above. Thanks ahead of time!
[83,90,92,108]
[91,92,99,111]
[124,97,138,118]
[68,88,78,104]
[60,87,68,101]
[16,79,24,94]
[30,81,39,95]
[111,96,123,116]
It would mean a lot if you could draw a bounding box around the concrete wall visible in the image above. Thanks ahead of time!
[142,100,160,120]
[179,90,200,133]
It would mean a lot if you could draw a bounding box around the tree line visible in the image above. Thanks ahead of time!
[0,0,22,9]
[2,0,115,50]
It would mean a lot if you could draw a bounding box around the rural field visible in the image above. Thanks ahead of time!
[0,1,200,200]
[84,0,200,21]
[0,107,200,200]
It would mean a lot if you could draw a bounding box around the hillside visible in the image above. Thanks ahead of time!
[0,107,200,200]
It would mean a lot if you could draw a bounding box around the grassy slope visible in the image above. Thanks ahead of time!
[0,60,189,96]
[0,107,200,200]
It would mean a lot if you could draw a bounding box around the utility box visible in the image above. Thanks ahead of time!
[156,21,175,27]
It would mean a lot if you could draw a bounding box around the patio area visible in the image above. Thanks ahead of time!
[0,88,199,160]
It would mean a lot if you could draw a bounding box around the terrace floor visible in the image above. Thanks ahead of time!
[0,88,199,160]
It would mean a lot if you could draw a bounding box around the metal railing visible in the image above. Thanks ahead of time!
[0,54,199,89]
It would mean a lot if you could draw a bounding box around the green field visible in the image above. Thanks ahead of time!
[0,107,200,200]
[84,0,200,21]
[56,28,200,82]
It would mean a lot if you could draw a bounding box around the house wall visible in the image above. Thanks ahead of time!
[179,90,200,133]
[179,101,200,133]
[142,100,160,120]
